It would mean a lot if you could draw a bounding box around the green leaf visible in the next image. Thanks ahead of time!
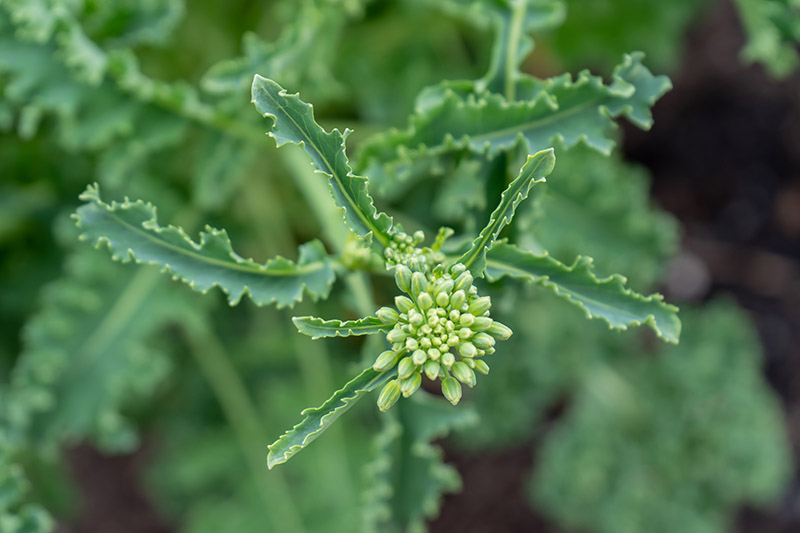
[357,53,670,181]
[74,184,336,308]
[734,0,800,77]
[485,242,680,342]
[251,75,393,248]
[363,392,478,532]
[267,367,395,469]
[457,148,555,274]
[291,316,390,340]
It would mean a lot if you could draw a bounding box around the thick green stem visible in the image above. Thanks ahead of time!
[184,326,306,533]
[505,0,527,101]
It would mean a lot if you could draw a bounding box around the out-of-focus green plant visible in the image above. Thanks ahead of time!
[734,0,800,77]
[0,1,790,532]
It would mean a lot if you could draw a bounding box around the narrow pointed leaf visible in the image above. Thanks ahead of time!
[74,184,335,308]
[251,75,393,248]
[267,367,395,468]
[485,242,680,342]
[457,149,555,274]
[291,316,390,340]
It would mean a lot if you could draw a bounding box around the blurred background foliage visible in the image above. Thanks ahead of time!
[0,0,797,532]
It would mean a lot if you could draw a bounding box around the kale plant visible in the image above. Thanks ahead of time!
[0,1,792,532]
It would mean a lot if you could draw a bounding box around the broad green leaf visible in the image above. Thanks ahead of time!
[267,367,395,469]
[74,184,335,308]
[485,242,680,342]
[357,53,670,181]
[532,302,791,533]
[292,316,390,340]
[457,149,555,274]
[251,75,393,248]
[363,392,478,532]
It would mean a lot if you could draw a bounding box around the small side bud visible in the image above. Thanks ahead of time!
[487,321,513,340]
[376,307,399,324]
[413,230,425,244]
[435,292,450,307]
[398,357,416,379]
[459,313,475,327]
[386,328,407,344]
[394,265,412,293]
[424,360,440,380]
[474,359,490,375]
[401,373,422,397]
[458,342,477,358]
[472,317,493,331]
[472,332,496,349]
[442,352,455,367]
[442,377,462,405]
[468,296,492,316]
[450,290,466,310]
[434,279,454,296]
[450,263,466,276]
[458,327,473,339]
[417,292,434,310]
[411,272,429,298]
[377,380,401,411]
[395,296,415,313]
[454,271,473,292]
[452,361,477,387]
[412,349,427,365]
[373,350,398,372]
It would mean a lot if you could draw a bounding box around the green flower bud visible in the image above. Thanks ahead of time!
[409,310,424,326]
[459,313,475,327]
[424,360,440,380]
[411,272,428,298]
[452,361,476,387]
[395,296,415,313]
[434,279,454,296]
[420,337,432,349]
[398,357,416,379]
[401,373,422,397]
[376,307,399,324]
[377,380,401,411]
[412,349,427,365]
[386,328,406,344]
[487,321,513,340]
[472,316,493,331]
[417,292,434,310]
[459,342,477,358]
[474,359,490,375]
[449,310,461,322]
[450,290,466,310]
[468,296,492,316]
[450,263,466,276]
[454,271,473,292]
[409,256,425,272]
[394,265,412,293]
[373,350,398,372]
[413,230,425,244]
[405,337,419,351]
[458,327,473,339]
[442,377,462,405]
[442,352,455,367]
[472,332,496,349]
[428,348,441,360]
[447,334,460,346]
[435,292,450,307]
[420,325,432,335]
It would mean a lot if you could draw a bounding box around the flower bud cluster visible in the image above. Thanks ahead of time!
[374,261,512,411]
[383,231,427,267]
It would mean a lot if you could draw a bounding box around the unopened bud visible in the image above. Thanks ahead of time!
[386,328,406,344]
[442,352,455,367]
[458,327,473,339]
[452,362,476,387]
[472,316,493,331]
[411,272,428,298]
[377,380,401,411]
[436,292,450,307]
[450,290,466,310]
[394,265,412,293]
[454,271,473,292]
[459,313,475,327]
[474,359,490,375]
[487,321,513,340]
[376,307,399,324]
[472,332,495,349]
[450,263,466,276]
[417,292,434,310]
[424,360,440,380]
[458,342,477,358]
[412,349,427,365]
[442,377,462,405]
[468,296,491,316]
[398,357,416,379]
[395,296,415,313]
[401,373,422,397]
[373,350,398,372]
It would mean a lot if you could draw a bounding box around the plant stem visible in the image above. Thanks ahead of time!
[183,326,306,533]
[505,0,527,101]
